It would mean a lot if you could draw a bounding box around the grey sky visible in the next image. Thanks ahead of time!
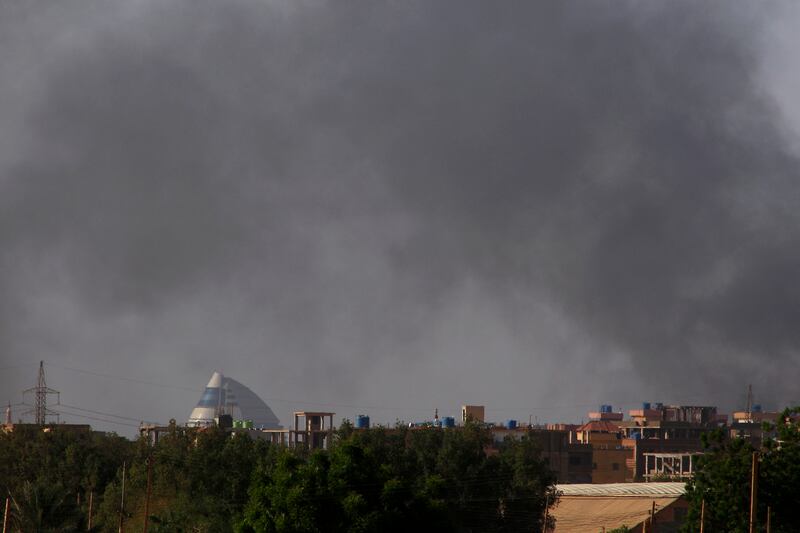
[1,1,799,435]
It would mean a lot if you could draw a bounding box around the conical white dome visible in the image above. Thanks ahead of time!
[187,371,281,429]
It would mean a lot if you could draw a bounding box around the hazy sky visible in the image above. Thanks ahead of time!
[2,1,800,435]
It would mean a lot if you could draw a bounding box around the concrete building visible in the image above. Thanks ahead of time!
[255,411,336,450]
[589,435,633,483]
[729,405,780,447]
[461,405,485,423]
[491,426,592,483]
[574,406,634,483]
[3,422,92,435]
[617,403,723,480]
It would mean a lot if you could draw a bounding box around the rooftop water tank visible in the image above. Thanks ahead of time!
[642,402,651,410]
[442,416,455,428]
[600,404,613,413]
[505,419,517,429]
[356,415,370,429]
[753,404,762,413]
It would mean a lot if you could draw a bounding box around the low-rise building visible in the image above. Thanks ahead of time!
[617,403,723,480]
[491,426,592,483]
[549,482,687,532]
[575,405,633,483]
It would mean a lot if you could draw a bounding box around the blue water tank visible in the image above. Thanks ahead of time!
[654,402,663,410]
[506,419,517,429]
[442,416,455,428]
[753,404,762,413]
[356,415,370,429]
[642,402,651,410]
[600,404,613,413]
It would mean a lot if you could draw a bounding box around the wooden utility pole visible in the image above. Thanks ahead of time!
[87,491,94,531]
[651,500,656,533]
[766,505,771,533]
[118,461,126,533]
[749,452,758,533]
[699,499,705,533]
[143,456,154,533]
[542,492,550,533]
[2,497,9,533]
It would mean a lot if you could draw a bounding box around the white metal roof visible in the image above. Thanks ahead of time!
[556,482,686,497]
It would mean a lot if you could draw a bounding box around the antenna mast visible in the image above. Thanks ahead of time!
[746,384,753,422]
[22,361,60,425]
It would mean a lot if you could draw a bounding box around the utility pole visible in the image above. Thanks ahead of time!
[87,491,94,531]
[143,456,153,533]
[650,500,656,533]
[2,497,9,533]
[749,452,758,533]
[699,499,705,533]
[22,361,60,425]
[118,461,126,533]
[542,492,550,533]
[766,505,771,533]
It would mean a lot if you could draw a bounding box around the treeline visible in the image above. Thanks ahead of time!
[683,407,800,533]
[0,421,557,532]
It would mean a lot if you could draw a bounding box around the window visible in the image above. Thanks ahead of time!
[592,462,597,470]
[612,463,620,471]
[569,456,582,466]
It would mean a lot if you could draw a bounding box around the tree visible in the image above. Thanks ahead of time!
[8,480,81,532]
[238,421,557,533]
[684,407,800,533]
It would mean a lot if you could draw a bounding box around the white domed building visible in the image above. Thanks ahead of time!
[187,371,282,429]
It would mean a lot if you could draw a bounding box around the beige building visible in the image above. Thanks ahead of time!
[574,405,634,483]
[549,482,687,532]
[461,404,485,423]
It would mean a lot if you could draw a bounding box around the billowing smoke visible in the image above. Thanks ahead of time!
[1,1,798,432]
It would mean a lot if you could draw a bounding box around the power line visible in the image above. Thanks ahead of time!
[13,400,161,428]
[46,363,203,393]
[52,408,143,429]
[58,402,160,425]
[40,362,717,423]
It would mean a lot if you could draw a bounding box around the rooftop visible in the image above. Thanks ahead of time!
[556,482,685,497]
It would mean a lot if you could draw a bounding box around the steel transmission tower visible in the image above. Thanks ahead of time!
[22,361,60,425]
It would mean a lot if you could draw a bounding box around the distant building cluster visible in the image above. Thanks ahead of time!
[8,367,790,490]
[9,367,797,532]
[139,371,795,489]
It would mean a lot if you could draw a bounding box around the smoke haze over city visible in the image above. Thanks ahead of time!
[2,1,800,434]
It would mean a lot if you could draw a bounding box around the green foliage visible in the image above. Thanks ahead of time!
[684,407,800,533]
[0,426,134,532]
[0,421,556,532]
[8,479,81,532]
[238,421,557,533]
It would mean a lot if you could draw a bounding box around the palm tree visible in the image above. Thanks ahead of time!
[9,480,80,532]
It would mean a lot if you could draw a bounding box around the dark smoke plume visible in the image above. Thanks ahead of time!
[1,1,798,431]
